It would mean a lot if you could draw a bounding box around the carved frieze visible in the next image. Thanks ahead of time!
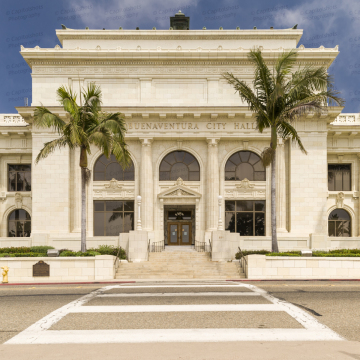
[93,180,135,199]
[224,180,266,199]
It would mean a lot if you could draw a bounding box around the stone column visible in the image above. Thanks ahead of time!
[357,153,360,237]
[140,138,153,231]
[276,138,287,232]
[206,138,220,231]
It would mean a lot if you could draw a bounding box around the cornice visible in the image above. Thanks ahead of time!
[55,29,303,44]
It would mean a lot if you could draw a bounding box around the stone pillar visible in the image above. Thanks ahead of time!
[136,195,142,231]
[218,195,223,230]
[140,138,153,231]
[357,153,360,237]
[276,138,287,232]
[206,138,220,231]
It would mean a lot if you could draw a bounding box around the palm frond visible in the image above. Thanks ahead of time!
[33,107,66,133]
[35,136,70,163]
[261,147,275,167]
[277,121,307,154]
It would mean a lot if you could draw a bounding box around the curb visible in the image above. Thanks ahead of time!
[0,281,136,286]
[227,279,360,282]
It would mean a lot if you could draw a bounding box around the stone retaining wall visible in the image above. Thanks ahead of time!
[244,255,360,279]
[0,255,116,283]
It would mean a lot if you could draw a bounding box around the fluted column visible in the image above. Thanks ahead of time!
[276,138,287,232]
[206,138,220,231]
[140,138,153,231]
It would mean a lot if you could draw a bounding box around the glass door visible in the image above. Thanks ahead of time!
[180,223,191,245]
[168,223,179,245]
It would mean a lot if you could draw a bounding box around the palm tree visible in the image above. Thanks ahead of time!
[33,83,131,252]
[223,49,344,252]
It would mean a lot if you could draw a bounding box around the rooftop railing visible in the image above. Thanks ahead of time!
[331,113,360,125]
[0,114,29,127]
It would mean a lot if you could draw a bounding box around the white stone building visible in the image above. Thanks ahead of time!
[1,15,360,261]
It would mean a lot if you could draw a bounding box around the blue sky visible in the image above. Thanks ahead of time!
[0,0,359,113]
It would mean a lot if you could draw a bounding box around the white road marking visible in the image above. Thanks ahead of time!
[72,304,281,313]
[5,282,344,344]
[98,292,260,297]
[7,328,342,344]
[114,284,248,288]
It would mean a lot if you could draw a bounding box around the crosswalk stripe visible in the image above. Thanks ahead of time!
[98,292,261,297]
[6,328,343,344]
[70,304,281,313]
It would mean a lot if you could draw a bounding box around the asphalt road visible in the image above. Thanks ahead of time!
[0,281,359,360]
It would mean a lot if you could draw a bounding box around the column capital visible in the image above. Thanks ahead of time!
[139,138,153,147]
[206,138,220,147]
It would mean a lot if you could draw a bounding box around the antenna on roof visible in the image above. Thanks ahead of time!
[24,98,28,107]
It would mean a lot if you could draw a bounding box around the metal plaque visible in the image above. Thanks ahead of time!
[33,261,50,277]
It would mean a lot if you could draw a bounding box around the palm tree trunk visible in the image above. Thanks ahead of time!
[81,167,87,253]
[271,149,279,253]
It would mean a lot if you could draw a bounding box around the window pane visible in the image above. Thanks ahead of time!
[189,172,200,181]
[225,201,235,212]
[8,172,16,191]
[24,172,31,191]
[239,151,250,162]
[8,211,16,220]
[160,161,171,171]
[182,211,192,220]
[8,221,16,237]
[328,170,335,191]
[328,221,335,236]
[123,213,134,232]
[94,213,105,236]
[124,201,134,211]
[94,161,106,172]
[237,213,253,236]
[188,161,200,172]
[106,163,124,181]
[183,152,196,165]
[160,172,170,181]
[255,213,265,236]
[253,161,265,171]
[254,172,266,181]
[8,165,19,171]
[94,201,104,212]
[336,221,350,237]
[248,152,261,165]
[16,222,24,237]
[106,201,123,212]
[106,212,123,236]
[170,163,188,180]
[228,153,241,165]
[164,153,176,165]
[328,209,350,221]
[174,151,185,162]
[94,172,105,181]
[343,170,351,191]
[225,161,236,172]
[24,221,31,237]
[255,201,265,212]
[237,201,253,212]
[18,210,27,220]
[334,170,342,191]
[123,170,134,181]
[17,172,24,191]
[237,163,254,181]
[225,172,235,181]
[225,213,236,232]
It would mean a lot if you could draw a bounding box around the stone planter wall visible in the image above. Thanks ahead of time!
[0,255,116,283]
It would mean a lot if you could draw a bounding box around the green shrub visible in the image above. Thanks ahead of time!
[59,250,77,257]
[12,253,44,257]
[0,253,10,257]
[30,246,54,254]
[0,247,32,254]
[235,250,271,259]
[267,252,301,257]
[88,245,126,259]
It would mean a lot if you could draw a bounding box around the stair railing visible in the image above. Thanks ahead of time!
[238,246,247,275]
[147,239,150,261]
[195,240,211,253]
[151,240,165,252]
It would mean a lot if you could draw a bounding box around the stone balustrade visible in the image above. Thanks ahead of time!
[331,113,360,125]
[0,114,29,127]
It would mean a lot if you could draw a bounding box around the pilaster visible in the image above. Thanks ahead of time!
[140,137,153,231]
[276,138,287,233]
[206,138,220,231]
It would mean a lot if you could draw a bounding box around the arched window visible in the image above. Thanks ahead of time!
[93,154,135,181]
[8,209,31,237]
[328,209,351,237]
[225,151,265,181]
[160,151,200,181]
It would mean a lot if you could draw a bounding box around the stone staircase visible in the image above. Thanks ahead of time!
[115,249,245,280]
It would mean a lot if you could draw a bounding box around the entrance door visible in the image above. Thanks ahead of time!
[167,222,192,245]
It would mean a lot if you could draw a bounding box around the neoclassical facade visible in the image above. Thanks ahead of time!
[1,21,359,260]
